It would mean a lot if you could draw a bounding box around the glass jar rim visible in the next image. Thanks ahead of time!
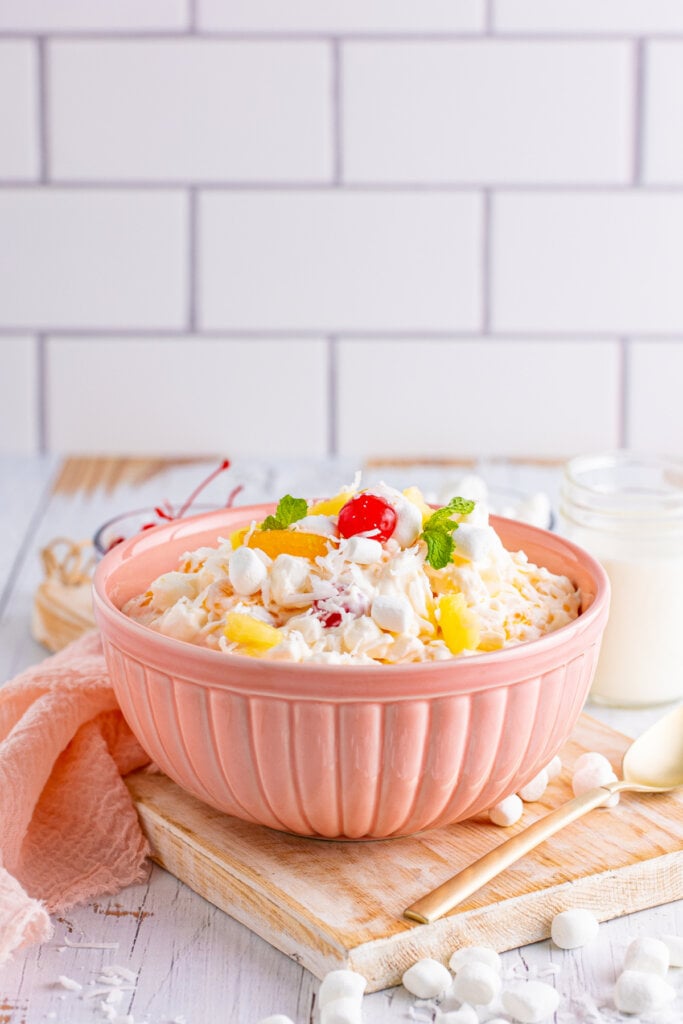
[561,450,683,527]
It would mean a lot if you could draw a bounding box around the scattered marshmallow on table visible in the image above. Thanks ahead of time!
[502,980,560,1023]
[663,933,683,966]
[448,946,502,974]
[320,997,363,1024]
[401,958,452,999]
[451,961,501,1006]
[550,908,600,950]
[517,768,549,803]
[318,970,367,1006]
[614,970,676,1014]
[624,936,670,976]
[489,793,524,827]
[571,751,620,807]
[545,755,562,781]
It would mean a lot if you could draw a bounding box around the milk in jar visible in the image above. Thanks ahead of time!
[559,452,683,707]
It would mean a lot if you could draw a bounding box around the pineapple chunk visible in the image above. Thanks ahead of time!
[308,490,355,516]
[437,594,481,655]
[402,486,434,526]
[224,612,281,650]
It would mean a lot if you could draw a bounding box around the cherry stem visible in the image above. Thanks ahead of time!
[176,459,231,518]
[225,483,244,508]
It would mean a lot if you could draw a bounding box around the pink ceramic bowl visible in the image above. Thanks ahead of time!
[93,505,609,840]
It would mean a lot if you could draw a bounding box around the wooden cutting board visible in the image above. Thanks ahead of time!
[125,714,683,992]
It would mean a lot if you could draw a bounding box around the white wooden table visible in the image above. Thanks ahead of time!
[1,455,682,1024]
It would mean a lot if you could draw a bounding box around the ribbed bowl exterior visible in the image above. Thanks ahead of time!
[93,506,610,840]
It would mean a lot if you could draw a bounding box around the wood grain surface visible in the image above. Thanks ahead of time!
[126,714,683,992]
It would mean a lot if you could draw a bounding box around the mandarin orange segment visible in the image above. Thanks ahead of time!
[247,529,330,560]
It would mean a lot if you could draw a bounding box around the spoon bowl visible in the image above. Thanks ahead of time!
[405,704,683,924]
[622,705,683,790]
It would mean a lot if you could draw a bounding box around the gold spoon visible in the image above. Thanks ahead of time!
[404,705,683,925]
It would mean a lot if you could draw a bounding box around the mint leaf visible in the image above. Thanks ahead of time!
[260,494,308,531]
[423,529,454,570]
[420,495,476,569]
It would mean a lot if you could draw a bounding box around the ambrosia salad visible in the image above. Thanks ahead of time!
[123,481,581,665]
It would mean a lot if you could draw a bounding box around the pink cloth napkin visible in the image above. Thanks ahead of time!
[0,631,151,964]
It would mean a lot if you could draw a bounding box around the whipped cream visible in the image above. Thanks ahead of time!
[123,482,580,665]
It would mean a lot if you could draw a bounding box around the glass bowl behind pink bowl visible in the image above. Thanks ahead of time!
[93,505,219,559]
[92,504,610,842]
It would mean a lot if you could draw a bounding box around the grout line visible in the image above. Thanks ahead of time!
[187,187,198,332]
[36,36,49,182]
[485,0,495,34]
[632,38,647,185]
[0,29,679,42]
[481,189,492,333]
[36,334,48,454]
[0,326,658,341]
[327,336,338,456]
[618,338,631,447]
[331,38,343,185]
[4,180,683,193]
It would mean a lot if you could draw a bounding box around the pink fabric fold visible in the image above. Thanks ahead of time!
[0,631,151,964]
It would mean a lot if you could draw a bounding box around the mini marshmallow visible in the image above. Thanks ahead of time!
[662,934,683,967]
[550,908,599,950]
[571,760,619,807]
[448,946,501,974]
[501,981,560,1023]
[517,769,549,803]
[228,546,268,596]
[573,751,612,775]
[294,514,337,536]
[452,524,494,563]
[614,970,676,1014]
[318,970,367,1007]
[488,793,524,827]
[402,958,452,999]
[451,961,501,1006]
[371,594,414,634]
[545,755,562,781]
[320,997,362,1024]
[256,1016,296,1024]
[344,536,383,565]
[624,936,670,976]
[269,555,310,607]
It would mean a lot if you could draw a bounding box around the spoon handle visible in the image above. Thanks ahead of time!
[403,785,616,924]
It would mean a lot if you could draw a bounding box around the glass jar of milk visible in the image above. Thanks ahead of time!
[559,451,683,707]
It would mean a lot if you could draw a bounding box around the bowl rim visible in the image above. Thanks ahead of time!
[92,502,610,699]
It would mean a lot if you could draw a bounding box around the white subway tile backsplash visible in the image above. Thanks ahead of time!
[493,192,683,333]
[344,41,631,184]
[628,341,683,453]
[0,41,38,180]
[644,42,683,183]
[50,40,332,183]
[198,0,484,32]
[337,338,620,458]
[0,190,187,329]
[46,337,329,456]
[0,336,38,455]
[199,192,482,331]
[0,0,188,30]
[494,0,683,32]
